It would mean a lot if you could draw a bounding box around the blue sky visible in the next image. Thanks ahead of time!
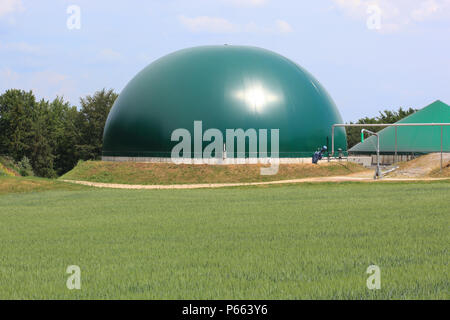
[0,0,449,121]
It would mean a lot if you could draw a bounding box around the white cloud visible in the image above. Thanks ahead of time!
[0,41,42,54]
[0,68,76,101]
[178,15,293,34]
[411,0,443,21]
[0,0,23,18]
[331,0,450,32]
[178,15,238,33]
[275,19,293,33]
[97,48,122,62]
[220,0,268,7]
[0,68,19,83]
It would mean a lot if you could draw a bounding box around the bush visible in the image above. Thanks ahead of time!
[0,163,15,176]
[18,156,34,177]
[0,156,20,173]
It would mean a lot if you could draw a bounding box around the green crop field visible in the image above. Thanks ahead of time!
[0,179,448,299]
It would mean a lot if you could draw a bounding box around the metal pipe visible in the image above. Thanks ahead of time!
[335,123,450,127]
[331,123,450,156]
[441,126,443,172]
[394,126,397,164]
[361,129,381,179]
[378,131,380,175]
[331,125,334,157]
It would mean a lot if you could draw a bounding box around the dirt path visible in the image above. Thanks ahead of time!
[387,153,450,178]
[61,174,448,190]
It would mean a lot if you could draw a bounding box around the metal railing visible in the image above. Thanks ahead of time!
[331,123,450,171]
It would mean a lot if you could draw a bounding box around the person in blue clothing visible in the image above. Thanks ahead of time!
[312,146,327,164]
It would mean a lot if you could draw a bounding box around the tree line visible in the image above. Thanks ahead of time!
[0,88,118,177]
[346,107,417,149]
[0,87,416,178]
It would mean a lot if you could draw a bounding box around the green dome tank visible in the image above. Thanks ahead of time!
[103,45,347,158]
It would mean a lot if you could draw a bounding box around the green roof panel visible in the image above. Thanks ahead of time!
[349,100,450,154]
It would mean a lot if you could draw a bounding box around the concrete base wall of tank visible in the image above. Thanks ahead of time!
[102,156,315,164]
[102,156,372,166]
[347,156,372,168]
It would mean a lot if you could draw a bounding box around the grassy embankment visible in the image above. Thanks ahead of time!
[61,160,367,185]
[0,176,87,195]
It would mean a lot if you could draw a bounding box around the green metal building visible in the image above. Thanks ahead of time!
[102,45,347,160]
[349,100,450,154]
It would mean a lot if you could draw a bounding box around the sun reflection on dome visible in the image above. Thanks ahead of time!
[234,85,279,113]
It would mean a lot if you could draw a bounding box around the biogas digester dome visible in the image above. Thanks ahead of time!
[103,46,347,160]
